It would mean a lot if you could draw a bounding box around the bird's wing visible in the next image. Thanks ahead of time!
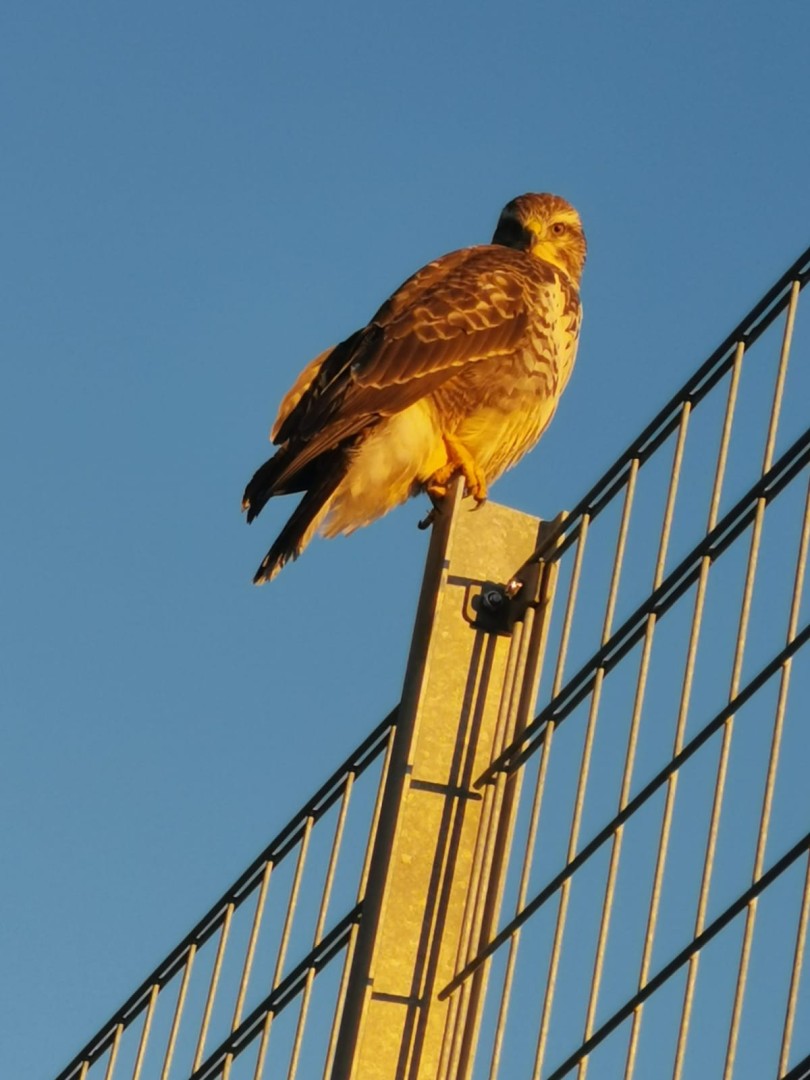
[272,246,555,485]
[271,345,334,442]
[269,250,474,442]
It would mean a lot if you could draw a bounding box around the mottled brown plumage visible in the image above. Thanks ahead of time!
[243,193,586,583]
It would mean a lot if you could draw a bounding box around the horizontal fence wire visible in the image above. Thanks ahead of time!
[55,711,397,1080]
[449,245,810,1079]
[784,1054,810,1080]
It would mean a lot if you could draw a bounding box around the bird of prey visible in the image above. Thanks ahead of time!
[243,192,586,584]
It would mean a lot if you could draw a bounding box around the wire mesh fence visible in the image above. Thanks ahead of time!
[54,243,809,1080]
[444,244,810,1079]
[55,715,396,1080]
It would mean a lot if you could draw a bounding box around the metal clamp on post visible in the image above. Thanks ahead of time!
[463,510,567,634]
[463,559,545,635]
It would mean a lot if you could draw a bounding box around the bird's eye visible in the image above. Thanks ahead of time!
[550,222,566,236]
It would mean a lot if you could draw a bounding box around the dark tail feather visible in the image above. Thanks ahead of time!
[242,448,293,524]
[252,456,348,584]
[244,447,329,523]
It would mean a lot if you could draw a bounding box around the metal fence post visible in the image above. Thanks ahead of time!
[330,481,561,1080]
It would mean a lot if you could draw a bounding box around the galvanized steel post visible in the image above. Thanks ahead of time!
[330,481,561,1080]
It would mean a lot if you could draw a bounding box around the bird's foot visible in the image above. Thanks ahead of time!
[426,438,488,504]
[420,440,487,530]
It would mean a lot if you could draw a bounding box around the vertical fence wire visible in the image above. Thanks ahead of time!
[104,1025,123,1080]
[131,984,159,1080]
[192,904,235,1072]
[160,946,196,1080]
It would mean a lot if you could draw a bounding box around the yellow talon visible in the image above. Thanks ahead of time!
[426,436,488,504]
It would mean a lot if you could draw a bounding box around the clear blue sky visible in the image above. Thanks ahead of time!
[2,2,809,1077]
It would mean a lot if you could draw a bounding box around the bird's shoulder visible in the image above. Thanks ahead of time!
[373,244,567,324]
[368,244,578,355]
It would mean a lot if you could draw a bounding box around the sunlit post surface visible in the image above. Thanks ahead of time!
[331,484,559,1079]
[54,243,810,1080]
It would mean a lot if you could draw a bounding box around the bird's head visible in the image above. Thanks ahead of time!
[492,193,587,285]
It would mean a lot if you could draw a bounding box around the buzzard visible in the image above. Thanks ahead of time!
[243,193,586,583]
